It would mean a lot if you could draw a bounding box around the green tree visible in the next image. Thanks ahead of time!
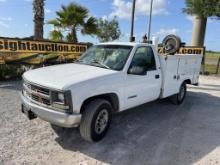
[33,0,45,40]
[48,2,98,43]
[183,0,220,46]
[49,30,63,41]
[96,17,121,42]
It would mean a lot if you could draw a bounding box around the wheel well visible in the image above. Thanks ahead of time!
[80,93,119,114]
[184,79,191,84]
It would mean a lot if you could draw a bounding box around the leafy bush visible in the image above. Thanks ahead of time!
[0,65,25,80]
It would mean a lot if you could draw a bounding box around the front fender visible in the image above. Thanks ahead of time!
[68,74,124,113]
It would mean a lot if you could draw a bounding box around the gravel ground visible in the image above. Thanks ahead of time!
[0,76,220,165]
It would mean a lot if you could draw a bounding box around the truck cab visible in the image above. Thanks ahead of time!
[21,41,202,142]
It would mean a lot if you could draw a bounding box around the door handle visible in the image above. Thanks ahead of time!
[155,74,160,79]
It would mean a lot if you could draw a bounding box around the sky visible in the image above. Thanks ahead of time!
[0,0,219,51]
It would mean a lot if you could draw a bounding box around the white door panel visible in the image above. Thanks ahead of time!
[124,70,161,109]
[123,46,161,110]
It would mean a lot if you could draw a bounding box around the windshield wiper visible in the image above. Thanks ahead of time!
[91,61,111,69]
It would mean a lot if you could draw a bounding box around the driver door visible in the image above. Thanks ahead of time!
[124,46,161,109]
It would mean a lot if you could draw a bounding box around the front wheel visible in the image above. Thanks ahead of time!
[170,82,187,105]
[80,99,112,142]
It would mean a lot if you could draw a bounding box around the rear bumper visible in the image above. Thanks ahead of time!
[20,93,81,128]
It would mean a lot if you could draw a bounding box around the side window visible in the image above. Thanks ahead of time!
[130,46,156,71]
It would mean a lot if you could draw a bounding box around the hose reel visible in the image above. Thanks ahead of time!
[162,35,181,55]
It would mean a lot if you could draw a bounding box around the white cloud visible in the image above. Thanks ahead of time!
[109,0,168,20]
[0,21,9,28]
[0,17,11,28]
[0,17,12,21]
[155,28,179,36]
[45,8,52,14]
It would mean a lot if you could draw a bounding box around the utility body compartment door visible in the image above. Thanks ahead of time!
[159,54,202,98]
[159,56,180,98]
[124,46,161,110]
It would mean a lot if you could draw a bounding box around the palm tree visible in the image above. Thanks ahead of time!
[48,2,98,43]
[33,0,45,40]
[183,0,220,46]
[49,30,64,42]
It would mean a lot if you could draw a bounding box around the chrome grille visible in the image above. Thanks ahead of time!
[23,80,51,106]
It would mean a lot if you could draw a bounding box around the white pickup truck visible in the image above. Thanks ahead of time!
[20,40,202,142]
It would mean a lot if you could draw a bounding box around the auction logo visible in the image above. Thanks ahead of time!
[158,46,205,55]
[0,37,87,54]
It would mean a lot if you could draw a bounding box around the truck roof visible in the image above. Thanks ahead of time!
[97,42,153,47]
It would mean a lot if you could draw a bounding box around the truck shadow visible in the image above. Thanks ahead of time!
[52,90,220,165]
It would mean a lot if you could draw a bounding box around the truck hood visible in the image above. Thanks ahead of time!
[23,63,118,90]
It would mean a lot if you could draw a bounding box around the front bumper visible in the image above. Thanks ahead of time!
[20,93,81,128]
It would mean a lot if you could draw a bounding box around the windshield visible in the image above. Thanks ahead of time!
[76,45,133,71]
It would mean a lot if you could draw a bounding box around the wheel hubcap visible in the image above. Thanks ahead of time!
[95,109,109,134]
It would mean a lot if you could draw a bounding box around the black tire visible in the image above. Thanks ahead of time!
[170,82,187,105]
[80,99,112,142]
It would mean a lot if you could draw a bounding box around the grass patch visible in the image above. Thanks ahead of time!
[204,64,220,74]
[206,52,220,57]
[204,51,220,75]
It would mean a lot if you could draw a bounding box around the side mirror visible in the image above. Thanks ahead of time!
[128,66,146,75]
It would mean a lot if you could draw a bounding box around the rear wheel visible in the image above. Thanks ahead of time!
[80,99,112,142]
[170,82,187,105]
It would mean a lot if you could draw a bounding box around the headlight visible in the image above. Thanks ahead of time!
[52,92,65,104]
[57,93,65,103]
[51,91,72,111]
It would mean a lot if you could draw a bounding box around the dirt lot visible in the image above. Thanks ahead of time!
[0,76,220,165]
